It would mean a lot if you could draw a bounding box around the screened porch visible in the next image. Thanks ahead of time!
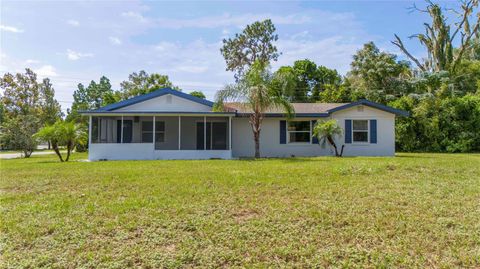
[88,115,233,160]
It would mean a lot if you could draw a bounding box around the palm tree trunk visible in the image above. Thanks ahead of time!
[52,142,64,162]
[254,131,260,158]
[250,113,262,158]
[327,136,340,157]
[65,142,72,162]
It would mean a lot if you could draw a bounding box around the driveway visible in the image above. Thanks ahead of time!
[0,151,64,159]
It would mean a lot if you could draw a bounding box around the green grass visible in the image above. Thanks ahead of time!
[1,153,479,268]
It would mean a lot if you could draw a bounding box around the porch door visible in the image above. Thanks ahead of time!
[196,122,211,150]
[196,122,227,150]
[122,120,133,143]
[211,122,227,150]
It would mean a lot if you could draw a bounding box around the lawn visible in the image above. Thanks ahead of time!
[1,153,479,268]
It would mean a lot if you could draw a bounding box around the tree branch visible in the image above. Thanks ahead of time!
[452,15,480,70]
[450,0,475,42]
[391,34,427,71]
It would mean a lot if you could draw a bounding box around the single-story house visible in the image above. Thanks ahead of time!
[80,88,408,160]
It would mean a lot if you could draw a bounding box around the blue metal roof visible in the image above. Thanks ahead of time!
[83,88,408,117]
[93,87,214,112]
[79,111,235,115]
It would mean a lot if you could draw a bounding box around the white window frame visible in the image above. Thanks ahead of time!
[352,119,369,144]
[155,121,165,143]
[287,120,312,144]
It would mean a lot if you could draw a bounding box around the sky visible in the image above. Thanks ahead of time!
[0,0,453,112]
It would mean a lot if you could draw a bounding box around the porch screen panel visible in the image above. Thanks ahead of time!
[180,117,203,150]
[132,116,154,143]
[154,116,179,150]
[92,116,121,143]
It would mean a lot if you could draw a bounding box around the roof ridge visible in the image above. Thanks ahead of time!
[95,87,214,112]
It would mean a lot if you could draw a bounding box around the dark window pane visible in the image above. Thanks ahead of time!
[91,117,99,143]
[142,121,153,132]
[289,132,310,143]
[155,132,165,143]
[353,131,368,142]
[142,133,153,143]
[122,120,133,143]
[155,121,165,132]
[353,120,368,131]
[288,121,310,131]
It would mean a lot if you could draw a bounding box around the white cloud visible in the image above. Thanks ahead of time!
[25,59,40,64]
[67,20,80,26]
[66,49,94,60]
[35,65,57,77]
[109,36,122,45]
[154,13,311,29]
[0,24,24,33]
[121,11,148,23]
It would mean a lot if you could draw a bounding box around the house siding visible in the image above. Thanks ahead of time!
[232,105,396,158]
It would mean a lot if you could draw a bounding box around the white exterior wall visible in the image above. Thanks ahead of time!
[231,105,396,158]
[116,94,211,112]
[330,105,395,156]
[88,143,232,160]
[232,117,331,158]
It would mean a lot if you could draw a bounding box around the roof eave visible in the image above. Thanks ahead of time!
[327,99,410,117]
[79,111,236,116]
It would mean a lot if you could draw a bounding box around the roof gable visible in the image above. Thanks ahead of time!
[96,88,214,112]
[328,100,409,117]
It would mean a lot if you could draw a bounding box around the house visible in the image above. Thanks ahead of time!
[80,88,408,160]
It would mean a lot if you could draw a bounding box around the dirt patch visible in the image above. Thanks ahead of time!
[232,209,259,222]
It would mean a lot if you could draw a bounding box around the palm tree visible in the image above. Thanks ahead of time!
[215,61,294,158]
[312,119,344,157]
[34,124,64,161]
[60,121,87,161]
[35,121,87,162]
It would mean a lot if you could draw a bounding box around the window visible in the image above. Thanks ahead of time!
[352,120,368,142]
[141,121,153,143]
[155,121,165,143]
[287,121,311,143]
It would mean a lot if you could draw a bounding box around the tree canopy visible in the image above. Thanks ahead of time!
[189,91,206,99]
[272,59,342,102]
[118,70,179,100]
[0,69,62,155]
[221,19,280,80]
[67,76,116,123]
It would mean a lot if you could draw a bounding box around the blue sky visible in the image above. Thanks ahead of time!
[1,0,450,111]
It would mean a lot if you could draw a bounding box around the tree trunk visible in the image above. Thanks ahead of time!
[65,141,72,162]
[249,113,262,158]
[52,142,64,162]
[327,136,340,157]
[23,149,33,158]
[48,141,51,150]
[253,130,260,158]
